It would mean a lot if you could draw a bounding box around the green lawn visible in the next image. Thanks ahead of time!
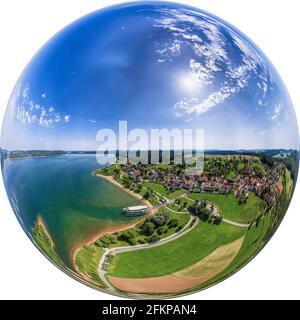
[188,192,261,224]
[160,212,189,238]
[142,182,168,196]
[237,162,245,171]
[168,189,186,199]
[252,162,266,176]
[192,213,272,293]
[227,171,237,181]
[108,221,245,279]
[75,244,106,288]
[166,204,187,213]
[178,197,195,207]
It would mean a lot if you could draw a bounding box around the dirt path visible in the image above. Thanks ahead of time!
[222,218,250,228]
[98,215,198,290]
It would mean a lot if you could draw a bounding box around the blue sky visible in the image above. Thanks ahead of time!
[1,1,299,151]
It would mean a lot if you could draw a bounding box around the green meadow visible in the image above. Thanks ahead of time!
[188,192,261,224]
[75,244,106,288]
[32,217,64,266]
[190,213,272,293]
[107,221,245,279]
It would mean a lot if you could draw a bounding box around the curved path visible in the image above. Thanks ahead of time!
[98,215,199,291]
[164,205,188,214]
[98,190,249,291]
[222,218,250,228]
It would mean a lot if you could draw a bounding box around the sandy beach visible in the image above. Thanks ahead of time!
[71,217,146,270]
[71,173,154,269]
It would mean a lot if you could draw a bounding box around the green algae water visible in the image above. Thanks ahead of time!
[2,155,139,268]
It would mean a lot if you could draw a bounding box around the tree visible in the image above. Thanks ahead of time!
[136,184,142,193]
[238,194,247,205]
[141,222,155,236]
[148,234,160,243]
[198,207,211,222]
[213,216,222,225]
[189,203,198,215]
[150,212,170,228]
[167,218,179,228]
[117,231,137,245]
[143,190,151,199]
[157,226,168,235]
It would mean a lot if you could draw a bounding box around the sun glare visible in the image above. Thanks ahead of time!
[178,73,203,94]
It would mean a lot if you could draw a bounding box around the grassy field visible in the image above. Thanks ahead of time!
[74,244,106,288]
[142,183,186,200]
[165,204,187,213]
[108,221,245,279]
[32,216,64,265]
[188,192,261,224]
[227,171,237,181]
[237,162,245,171]
[180,197,194,205]
[252,162,266,176]
[168,189,186,199]
[191,213,272,293]
[142,182,168,196]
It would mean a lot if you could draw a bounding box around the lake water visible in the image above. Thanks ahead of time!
[1,155,139,268]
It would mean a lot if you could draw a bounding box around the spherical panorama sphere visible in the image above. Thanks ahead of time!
[1,1,299,298]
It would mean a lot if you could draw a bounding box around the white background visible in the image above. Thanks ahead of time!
[0,0,299,300]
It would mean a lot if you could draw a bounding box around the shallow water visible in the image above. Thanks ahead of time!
[2,155,139,268]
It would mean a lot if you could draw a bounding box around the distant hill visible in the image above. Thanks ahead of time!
[7,150,66,159]
[3,148,298,162]
[205,149,297,157]
[0,147,8,159]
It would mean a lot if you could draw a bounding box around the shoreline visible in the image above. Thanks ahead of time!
[71,173,155,269]
[95,173,153,209]
[70,217,146,270]
[36,216,52,245]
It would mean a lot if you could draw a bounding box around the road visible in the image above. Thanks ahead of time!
[98,191,249,291]
[98,215,199,291]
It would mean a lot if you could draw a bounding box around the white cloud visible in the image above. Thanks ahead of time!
[22,85,30,98]
[270,103,284,121]
[152,8,271,117]
[175,86,234,116]
[88,119,96,123]
[189,59,214,85]
[15,84,71,127]
[155,39,182,58]
[41,93,47,98]
[169,39,181,55]
[275,103,283,114]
